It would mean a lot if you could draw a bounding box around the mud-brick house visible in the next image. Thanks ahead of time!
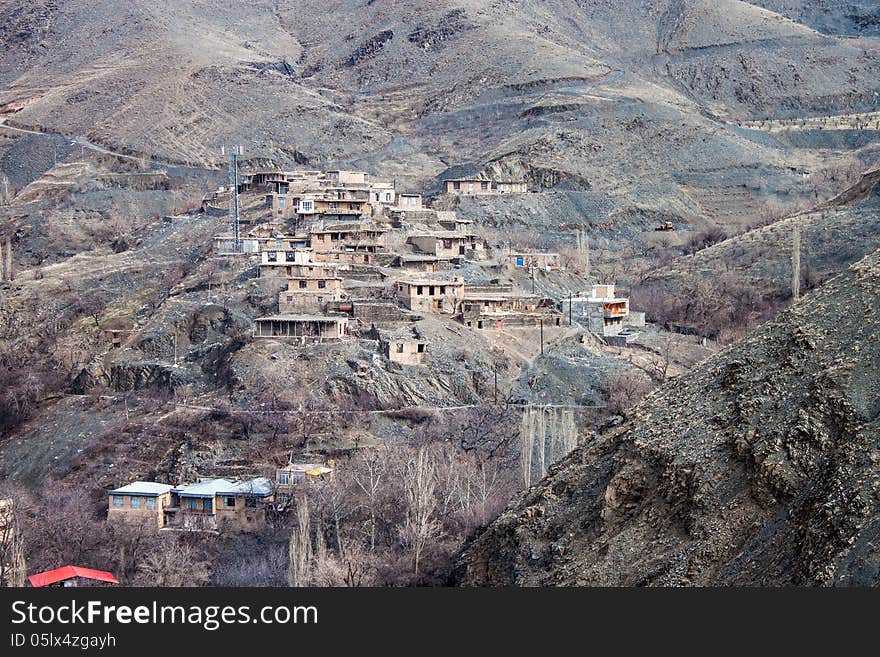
[395,278,465,314]
[253,315,349,341]
[107,482,174,528]
[443,178,527,195]
[379,331,429,366]
[310,224,387,254]
[258,247,314,277]
[278,273,346,313]
[394,254,450,273]
[407,231,486,258]
[458,288,556,329]
[163,478,275,532]
[396,193,422,209]
[507,251,561,270]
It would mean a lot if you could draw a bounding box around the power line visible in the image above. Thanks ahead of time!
[172,401,606,416]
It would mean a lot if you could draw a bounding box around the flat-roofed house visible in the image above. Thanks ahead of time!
[310,224,387,254]
[396,193,422,209]
[278,274,345,314]
[458,288,556,329]
[259,247,314,277]
[253,315,349,341]
[395,278,464,314]
[443,179,526,195]
[407,231,485,258]
[380,331,429,366]
[107,482,174,528]
[507,252,561,270]
[563,283,630,336]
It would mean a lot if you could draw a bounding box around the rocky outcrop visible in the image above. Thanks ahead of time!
[456,250,880,586]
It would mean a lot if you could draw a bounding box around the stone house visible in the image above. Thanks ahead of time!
[395,278,465,314]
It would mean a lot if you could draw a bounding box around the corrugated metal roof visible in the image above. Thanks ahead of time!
[109,481,173,496]
[174,477,274,498]
[29,566,119,588]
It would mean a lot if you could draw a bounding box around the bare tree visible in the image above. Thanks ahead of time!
[0,498,26,587]
[287,500,312,587]
[399,447,438,578]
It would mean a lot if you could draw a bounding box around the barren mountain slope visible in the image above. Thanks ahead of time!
[456,249,880,586]
[1,0,878,228]
[635,166,880,313]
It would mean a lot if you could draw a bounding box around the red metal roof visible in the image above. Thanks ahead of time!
[28,566,119,587]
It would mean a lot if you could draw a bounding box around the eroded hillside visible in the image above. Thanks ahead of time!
[456,249,880,586]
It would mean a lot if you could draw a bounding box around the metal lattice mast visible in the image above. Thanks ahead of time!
[228,146,241,252]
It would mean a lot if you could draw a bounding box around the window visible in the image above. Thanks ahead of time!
[112,496,124,508]
[245,497,257,509]
[440,286,446,294]
[318,280,326,289]
[267,252,277,262]
[286,295,293,302]
[429,286,435,296]
[467,182,474,192]
[452,181,461,190]
[481,181,488,190]
[385,193,392,201]
[396,343,404,353]
[145,497,156,510]
[279,472,290,485]
[329,202,337,210]
[301,200,314,212]
[275,240,283,250]
[417,343,426,353]
[416,286,423,295]
[286,251,297,261]
[130,496,141,509]
[187,498,198,510]
[278,197,285,206]
[225,496,236,508]
[299,280,307,289]
[203,499,213,512]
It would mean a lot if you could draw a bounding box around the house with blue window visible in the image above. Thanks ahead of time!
[165,477,275,532]
[107,477,275,533]
[107,482,174,528]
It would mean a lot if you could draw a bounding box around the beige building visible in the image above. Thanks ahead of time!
[396,193,423,209]
[107,482,174,528]
[253,315,349,341]
[395,278,465,314]
[278,275,345,314]
[310,224,387,254]
[164,478,275,532]
[259,248,314,277]
[407,231,485,258]
[394,254,449,273]
[507,252,561,270]
[380,332,429,366]
[443,179,527,195]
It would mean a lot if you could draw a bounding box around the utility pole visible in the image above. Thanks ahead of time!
[791,223,801,303]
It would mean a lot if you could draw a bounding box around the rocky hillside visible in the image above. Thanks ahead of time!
[456,248,880,585]
[1,0,878,231]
